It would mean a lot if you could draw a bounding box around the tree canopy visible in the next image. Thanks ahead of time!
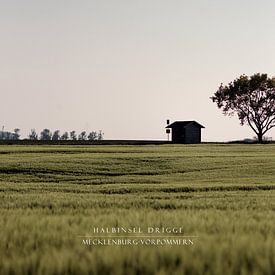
[40,129,52,141]
[29,129,38,140]
[211,73,275,143]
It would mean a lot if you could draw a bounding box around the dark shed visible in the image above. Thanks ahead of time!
[166,121,205,144]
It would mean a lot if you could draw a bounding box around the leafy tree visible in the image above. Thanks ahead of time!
[29,129,38,140]
[52,130,60,141]
[78,131,87,140]
[211,73,275,143]
[88,131,97,140]
[98,130,104,140]
[40,129,52,140]
[13,128,20,140]
[70,131,77,140]
[61,132,69,140]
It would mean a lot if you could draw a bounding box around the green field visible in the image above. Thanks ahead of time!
[0,144,275,275]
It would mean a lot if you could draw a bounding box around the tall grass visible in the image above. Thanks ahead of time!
[0,144,274,274]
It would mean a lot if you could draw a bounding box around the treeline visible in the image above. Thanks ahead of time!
[0,128,103,141]
[30,129,104,141]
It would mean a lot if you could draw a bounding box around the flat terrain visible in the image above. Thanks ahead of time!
[0,144,275,275]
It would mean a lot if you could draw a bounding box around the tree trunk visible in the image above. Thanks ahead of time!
[257,132,263,144]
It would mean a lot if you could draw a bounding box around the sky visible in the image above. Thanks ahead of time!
[0,0,275,141]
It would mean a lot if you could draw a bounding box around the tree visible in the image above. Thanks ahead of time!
[61,132,69,140]
[97,130,104,140]
[70,131,77,140]
[88,131,97,140]
[78,131,87,140]
[13,128,20,140]
[211,73,275,143]
[29,129,38,140]
[52,130,60,141]
[40,129,52,140]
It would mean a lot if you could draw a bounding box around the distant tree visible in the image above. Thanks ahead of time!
[52,130,60,141]
[60,132,69,140]
[40,129,52,140]
[29,129,38,140]
[88,131,97,140]
[70,131,77,140]
[13,128,20,140]
[78,131,87,140]
[211,73,275,143]
[97,130,104,140]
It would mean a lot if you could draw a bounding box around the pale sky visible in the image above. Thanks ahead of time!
[1,0,275,141]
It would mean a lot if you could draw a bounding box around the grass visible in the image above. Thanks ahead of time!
[0,144,274,275]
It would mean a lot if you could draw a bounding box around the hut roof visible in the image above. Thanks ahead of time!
[166,121,205,129]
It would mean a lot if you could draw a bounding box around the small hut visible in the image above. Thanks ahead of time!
[166,121,205,144]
